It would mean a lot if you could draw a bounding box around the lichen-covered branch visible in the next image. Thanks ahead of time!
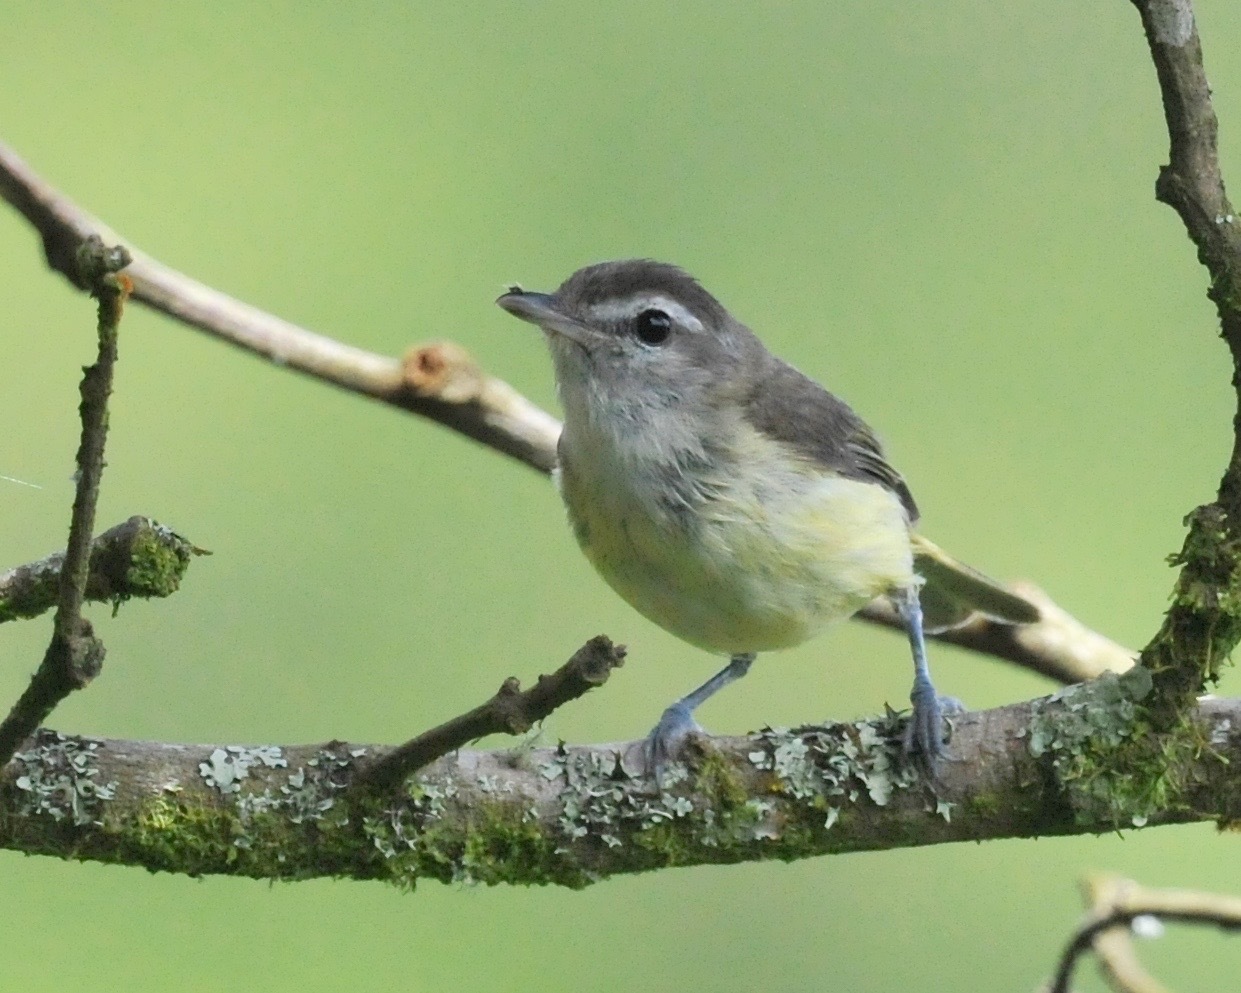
[1129,0,1241,723]
[1050,872,1241,993]
[0,240,131,765]
[0,516,203,624]
[0,680,1236,887]
[356,636,627,791]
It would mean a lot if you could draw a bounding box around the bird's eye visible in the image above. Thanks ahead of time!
[633,309,672,345]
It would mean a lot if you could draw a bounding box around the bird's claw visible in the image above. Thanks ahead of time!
[643,702,702,782]
[902,681,961,766]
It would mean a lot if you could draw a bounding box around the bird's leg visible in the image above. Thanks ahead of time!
[893,584,958,764]
[644,653,756,778]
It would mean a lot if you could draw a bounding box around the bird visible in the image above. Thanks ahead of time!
[497,259,1037,772]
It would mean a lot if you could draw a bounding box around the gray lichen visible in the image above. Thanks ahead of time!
[199,745,289,794]
[231,746,364,833]
[12,730,117,826]
[550,746,697,849]
[748,711,927,827]
[1021,667,1165,826]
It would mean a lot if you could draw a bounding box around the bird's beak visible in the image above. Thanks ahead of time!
[496,289,596,347]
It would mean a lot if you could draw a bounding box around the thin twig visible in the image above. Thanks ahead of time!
[355,635,626,791]
[0,516,205,624]
[1049,874,1241,993]
[1079,875,1171,993]
[0,237,131,765]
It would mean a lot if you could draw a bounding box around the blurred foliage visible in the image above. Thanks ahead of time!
[2,2,1240,991]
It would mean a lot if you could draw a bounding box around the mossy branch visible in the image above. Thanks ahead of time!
[0,239,131,766]
[1129,0,1241,724]
[0,684,1236,887]
[0,516,204,624]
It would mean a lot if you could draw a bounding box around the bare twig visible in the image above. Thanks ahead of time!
[1077,875,1171,993]
[0,516,205,624]
[0,141,559,474]
[1049,873,1241,993]
[355,635,627,791]
[0,140,1134,684]
[0,237,130,764]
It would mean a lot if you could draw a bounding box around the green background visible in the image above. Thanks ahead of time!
[1,3,1238,990]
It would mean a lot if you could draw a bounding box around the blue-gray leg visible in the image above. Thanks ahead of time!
[644,653,756,776]
[893,585,955,763]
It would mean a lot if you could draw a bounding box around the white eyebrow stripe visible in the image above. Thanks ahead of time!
[586,295,704,332]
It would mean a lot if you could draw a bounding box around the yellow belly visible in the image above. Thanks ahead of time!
[557,438,915,656]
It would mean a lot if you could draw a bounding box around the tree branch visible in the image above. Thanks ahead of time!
[1050,873,1241,993]
[0,141,560,475]
[1128,0,1241,723]
[0,516,204,624]
[1073,874,1173,993]
[0,687,1235,886]
[0,238,130,765]
[354,635,627,791]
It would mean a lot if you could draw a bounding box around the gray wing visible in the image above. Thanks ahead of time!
[742,356,919,522]
[911,534,1040,630]
[741,356,1041,630]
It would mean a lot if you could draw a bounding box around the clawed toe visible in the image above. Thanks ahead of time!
[938,695,966,717]
[643,703,702,780]
[902,681,959,765]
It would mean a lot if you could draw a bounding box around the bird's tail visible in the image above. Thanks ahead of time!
[910,533,1040,633]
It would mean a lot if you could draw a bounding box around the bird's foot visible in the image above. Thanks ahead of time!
[642,702,703,782]
[901,679,963,766]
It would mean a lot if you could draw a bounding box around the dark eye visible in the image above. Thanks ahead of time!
[633,309,672,345]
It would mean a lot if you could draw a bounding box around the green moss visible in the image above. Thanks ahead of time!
[1024,668,1202,828]
[115,789,375,881]
[632,821,688,863]
[693,749,750,811]
[118,776,583,887]
[365,792,589,890]
[0,519,203,622]
[966,791,1003,819]
[104,745,383,880]
[1144,504,1241,720]
[123,523,194,600]
[456,802,562,885]
[123,796,247,875]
